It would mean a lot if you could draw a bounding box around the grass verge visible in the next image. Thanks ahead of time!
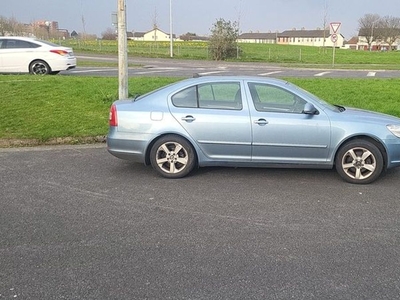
[1,75,400,147]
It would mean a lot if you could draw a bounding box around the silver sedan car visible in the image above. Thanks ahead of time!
[107,76,400,184]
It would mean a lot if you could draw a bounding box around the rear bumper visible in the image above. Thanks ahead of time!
[106,129,151,163]
[49,57,77,71]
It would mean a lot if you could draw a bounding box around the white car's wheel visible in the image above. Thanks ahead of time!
[335,140,384,184]
[150,135,196,178]
[29,60,51,75]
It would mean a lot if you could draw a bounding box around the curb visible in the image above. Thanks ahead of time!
[0,136,106,148]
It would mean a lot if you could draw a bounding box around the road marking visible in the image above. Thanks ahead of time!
[314,71,331,77]
[198,71,227,75]
[71,69,118,73]
[258,71,283,76]
[367,72,376,77]
[134,70,171,75]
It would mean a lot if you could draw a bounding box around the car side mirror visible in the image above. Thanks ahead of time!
[303,103,319,115]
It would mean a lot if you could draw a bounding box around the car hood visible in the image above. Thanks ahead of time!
[341,107,400,124]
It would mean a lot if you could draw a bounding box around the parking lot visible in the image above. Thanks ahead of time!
[1,144,400,299]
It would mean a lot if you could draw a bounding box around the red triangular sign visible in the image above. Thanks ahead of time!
[330,22,341,34]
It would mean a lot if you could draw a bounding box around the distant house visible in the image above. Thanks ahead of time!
[343,37,359,50]
[277,29,344,47]
[237,32,277,44]
[131,31,145,41]
[237,29,344,47]
[132,28,176,42]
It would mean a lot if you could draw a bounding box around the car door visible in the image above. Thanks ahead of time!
[169,81,252,161]
[246,81,331,163]
[0,39,38,72]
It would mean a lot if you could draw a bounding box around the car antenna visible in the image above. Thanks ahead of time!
[193,73,201,78]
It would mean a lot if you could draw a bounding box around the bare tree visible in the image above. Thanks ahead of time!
[102,27,117,40]
[381,15,400,50]
[358,13,381,50]
[322,0,329,48]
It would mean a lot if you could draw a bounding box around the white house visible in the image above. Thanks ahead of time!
[131,28,175,42]
[277,29,344,47]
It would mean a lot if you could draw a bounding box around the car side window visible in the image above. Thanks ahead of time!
[172,82,242,110]
[248,82,306,114]
[198,82,242,110]
[171,86,198,108]
[4,40,38,49]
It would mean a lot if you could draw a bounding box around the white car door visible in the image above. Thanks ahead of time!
[0,39,38,73]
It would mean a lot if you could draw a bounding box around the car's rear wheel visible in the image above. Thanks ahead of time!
[335,140,384,184]
[150,135,196,178]
[29,60,51,75]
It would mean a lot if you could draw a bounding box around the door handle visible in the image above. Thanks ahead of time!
[254,118,268,125]
[181,115,196,122]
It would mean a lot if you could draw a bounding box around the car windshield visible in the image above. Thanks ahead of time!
[289,83,343,112]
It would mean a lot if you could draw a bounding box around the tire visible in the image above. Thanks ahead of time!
[150,135,196,178]
[29,60,51,75]
[335,140,384,184]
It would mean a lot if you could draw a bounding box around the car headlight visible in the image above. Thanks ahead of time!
[387,125,400,138]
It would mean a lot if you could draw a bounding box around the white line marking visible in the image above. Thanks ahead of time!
[198,71,227,75]
[367,72,376,77]
[134,70,171,75]
[258,71,283,76]
[314,71,331,77]
[71,69,118,73]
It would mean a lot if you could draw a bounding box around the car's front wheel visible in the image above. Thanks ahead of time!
[150,135,196,178]
[29,60,51,75]
[335,140,384,184]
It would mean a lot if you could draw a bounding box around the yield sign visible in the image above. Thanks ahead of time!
[330,22,341,34]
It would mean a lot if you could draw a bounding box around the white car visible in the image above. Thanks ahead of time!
[0,36,76,75]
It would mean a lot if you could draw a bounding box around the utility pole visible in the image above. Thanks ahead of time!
[118,0,128,99]
[169,0,173,57]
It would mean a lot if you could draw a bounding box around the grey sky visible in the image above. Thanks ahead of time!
[2,0,399,39]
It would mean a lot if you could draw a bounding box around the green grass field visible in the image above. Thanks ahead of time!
[54,39,400,70]
[1,75,400,145]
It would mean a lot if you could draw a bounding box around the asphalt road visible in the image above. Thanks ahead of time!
[1,144,400,299]
[70,54,400,78]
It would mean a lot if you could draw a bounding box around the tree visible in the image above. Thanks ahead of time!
[101,27,117,40]
[180,32,197,41]
[381,15,400,50]
[209,18,239,61]
[358,13,381,50]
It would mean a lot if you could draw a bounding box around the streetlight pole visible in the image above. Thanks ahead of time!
[169,0,173,58]
[117,0,128,99]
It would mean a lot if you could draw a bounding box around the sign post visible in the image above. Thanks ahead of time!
[330,22,341,67]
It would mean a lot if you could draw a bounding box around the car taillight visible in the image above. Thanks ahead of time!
[50,49,69,56]
[109,104,118,126]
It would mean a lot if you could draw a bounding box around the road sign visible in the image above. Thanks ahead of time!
[331,33,338,43]
[330,22,341,34]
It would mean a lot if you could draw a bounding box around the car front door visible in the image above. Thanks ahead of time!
[247,81,331,164]
[169,81,252,162]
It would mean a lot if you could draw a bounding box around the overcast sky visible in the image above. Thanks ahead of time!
[2,0,399,39]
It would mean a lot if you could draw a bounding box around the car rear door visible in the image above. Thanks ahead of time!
[169,81,252,162]
[246,81,331,164]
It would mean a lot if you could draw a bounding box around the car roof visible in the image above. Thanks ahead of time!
[0,36,37,40]
[172,75,291,89]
